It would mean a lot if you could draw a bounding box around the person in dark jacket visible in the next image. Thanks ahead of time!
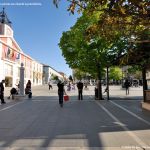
[77,80,83,100]
[124,79,130,95]
[57,80,65,107]
[0,80,6,104]
[48,81,53,90]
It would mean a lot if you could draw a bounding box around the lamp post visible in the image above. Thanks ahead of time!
[19,63,25,96]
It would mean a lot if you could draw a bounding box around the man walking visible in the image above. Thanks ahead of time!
[77,80,83,100]
[124,79,130,95]
[48,81,53,90]
[0,80,6,104]
[57,80,65,107]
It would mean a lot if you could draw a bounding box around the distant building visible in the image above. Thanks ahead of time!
[32,60,43,85]
[43,65,64,84]
[58,72,68,81]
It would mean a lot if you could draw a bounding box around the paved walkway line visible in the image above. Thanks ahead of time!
[0,146,145,150]
[110,101,150,126]
[95,101,148,148]
[0,101,25,112]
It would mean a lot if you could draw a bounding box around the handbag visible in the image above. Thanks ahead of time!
[64,95,69,101]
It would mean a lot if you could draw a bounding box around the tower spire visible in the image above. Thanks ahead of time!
[0,8,12,27]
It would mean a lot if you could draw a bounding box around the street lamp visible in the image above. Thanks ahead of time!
[19,63,25,96]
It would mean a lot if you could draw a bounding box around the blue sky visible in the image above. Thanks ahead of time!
[0,0,80,76]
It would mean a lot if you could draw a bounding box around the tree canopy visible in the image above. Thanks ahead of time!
[54,0,150,67]
[109,67,122,81]
[53,0,149,35]
[59,11,115,78]
[54,0,149,99]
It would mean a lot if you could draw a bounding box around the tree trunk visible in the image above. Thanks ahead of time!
[97,63,103,100]
[142,67,147,102]
[106,66,110,100]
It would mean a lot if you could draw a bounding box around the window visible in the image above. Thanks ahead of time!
[5,64,13,76]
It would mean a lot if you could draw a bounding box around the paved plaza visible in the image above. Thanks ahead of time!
[0,85,150,150]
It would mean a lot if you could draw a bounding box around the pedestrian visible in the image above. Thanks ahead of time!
[67,82,71,91]
[84,82,89,90]
[25,80,32,98]
[0,80,6,104]
[124,79,130,95]
[16,81,20,89]
[57,80,65,107]
[8,87,18,99]
[16,81,20,94]
[48,81,53,90]
[77,80,83,100]
[71,83,75,90]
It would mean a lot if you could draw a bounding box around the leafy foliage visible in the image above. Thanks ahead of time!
[109,67,122,80]
[54,0,149,99]
[59,11,116,78]
[51,74,59,80]
[127,66,142,79]
[54,0,150,67]
[73,69,87,80]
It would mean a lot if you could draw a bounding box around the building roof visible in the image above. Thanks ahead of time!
[0,8,12,27]
[43,64,59,72]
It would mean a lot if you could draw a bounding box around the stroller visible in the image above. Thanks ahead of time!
[8,87,18,99]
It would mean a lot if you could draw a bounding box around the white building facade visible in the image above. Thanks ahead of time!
[0,9,43,87]
[43,65,64,84]
[32,60,43,85]
[0,9,65,87]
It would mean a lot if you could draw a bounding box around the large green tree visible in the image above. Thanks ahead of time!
[59,12,114,99]
[59,7,135,99]
[55,0,149,100]
[54,0,149,58]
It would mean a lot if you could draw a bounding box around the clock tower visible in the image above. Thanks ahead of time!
[0,8,13,37]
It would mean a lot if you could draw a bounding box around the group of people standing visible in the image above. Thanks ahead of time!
[67,83,75,91]
[0,79,32,104]
[57,79,132,108]
[0,78,83,106]
[57,80,84,107]
[0,78,133,107]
